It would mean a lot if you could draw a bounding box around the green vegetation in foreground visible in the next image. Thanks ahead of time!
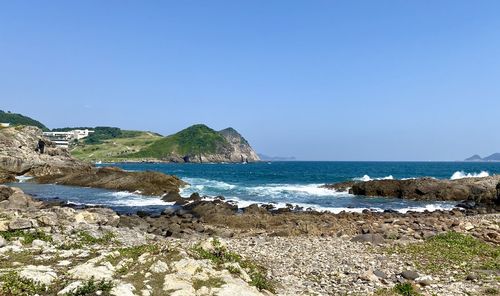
[386,232,499,275]
[0,229,53,245]
[0,271,47,296]
[77,231,116,245]
[192,277,225,290]
[374,283,422,296]
[0,110,48,131]
[191,238,275,292]
[129,124,231,159]
[63,277,113,296]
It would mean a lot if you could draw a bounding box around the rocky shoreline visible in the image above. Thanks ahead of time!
[1,184,499,295]
[1,125,499,295]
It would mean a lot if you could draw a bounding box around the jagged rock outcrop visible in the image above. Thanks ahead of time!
[218,128,260,163]
[323,175,500,204]
[0,126,90,181]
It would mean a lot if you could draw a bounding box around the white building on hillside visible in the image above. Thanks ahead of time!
[0,123,10,127]
[43,129,94,148]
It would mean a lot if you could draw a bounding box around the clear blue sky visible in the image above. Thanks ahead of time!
[1,1,499,161]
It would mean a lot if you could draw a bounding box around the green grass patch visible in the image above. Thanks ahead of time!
[386,232,499,275]
[0,229,53,245]
[393,283,421,296]
[77,231,115,245]
[63,276,113,296]
[0,271,47,296]
[192,276,225,290]
[191,238,275,292]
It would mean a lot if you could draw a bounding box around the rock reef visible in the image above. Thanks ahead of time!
[323,175,500,204]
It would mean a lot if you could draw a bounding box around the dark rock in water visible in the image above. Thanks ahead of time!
[456,200,477,209]
[325,175,500,205]
[384,209,399,214]
[162,191,183,202]
[320,181,356,192]
[136,211,150,218]
[162,207,177,216]
[188,192,202,201]
[215,195,225,200]
[37,166,186,197]
[401,270,420,280]
[351,234,385,245]
[243,204,270,215]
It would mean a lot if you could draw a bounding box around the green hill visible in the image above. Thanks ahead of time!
[0,110,48,130]
[129,124,231,159]
[70,129,162,161]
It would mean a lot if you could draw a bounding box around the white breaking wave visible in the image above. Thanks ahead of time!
[106,191,172,206]
[353,175,394,182]
[15,176,34,183]
[450,171,489,180]
[246,184,346,197]
[203,196,456,214]
[182,178,236,192]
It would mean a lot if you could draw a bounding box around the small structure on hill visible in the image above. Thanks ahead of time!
[43,129,94,148]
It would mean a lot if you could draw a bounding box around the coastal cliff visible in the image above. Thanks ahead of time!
[0,126,90,182]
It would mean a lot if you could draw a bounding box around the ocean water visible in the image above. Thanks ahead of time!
[11,161,500,214]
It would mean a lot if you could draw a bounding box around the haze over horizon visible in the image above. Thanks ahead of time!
[1,1,499,161]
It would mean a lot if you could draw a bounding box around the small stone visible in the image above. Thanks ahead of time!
[401,270,420,280]
[463,222,474,231]
[149,260,169,273]
[373,269,388,279]
[416,275,433,286]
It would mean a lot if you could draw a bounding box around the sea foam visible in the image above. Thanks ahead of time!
[353,175,394,182]
[450,171,489,180]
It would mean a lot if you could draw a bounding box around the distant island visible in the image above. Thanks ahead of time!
[258,154,296,161]
[464,153,500,162]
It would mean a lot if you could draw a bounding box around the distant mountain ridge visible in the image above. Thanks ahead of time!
[0,110,48,131]
[258,154,296,161]
[464,153,500,162]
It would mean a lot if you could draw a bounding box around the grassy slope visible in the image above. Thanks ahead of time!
[0,110,48,131]
[70,131,162,162]
[128,124,230,159]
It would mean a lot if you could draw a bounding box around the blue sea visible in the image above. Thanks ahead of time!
[11,161,500,214]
